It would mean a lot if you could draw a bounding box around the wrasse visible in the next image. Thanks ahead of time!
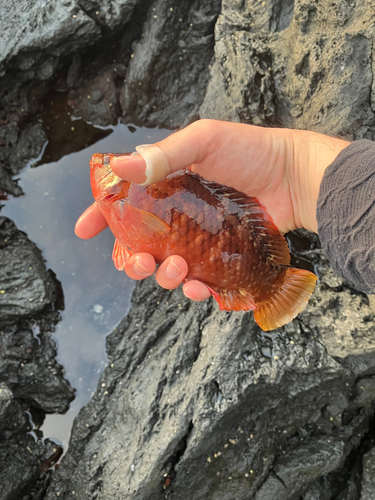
[90,153,317,331]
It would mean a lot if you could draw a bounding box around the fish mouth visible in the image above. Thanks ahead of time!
[91,152,132,200]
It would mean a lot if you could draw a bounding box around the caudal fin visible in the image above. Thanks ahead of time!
[253,268,317,331]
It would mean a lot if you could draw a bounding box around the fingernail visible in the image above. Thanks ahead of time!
[133,256,151,276]
[111,153,136,163]
[135,144,170,186]
[166,260,182,279]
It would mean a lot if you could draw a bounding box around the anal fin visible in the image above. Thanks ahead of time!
[253,268,317,331]
[112,239,132,271]
[206,285,256,312]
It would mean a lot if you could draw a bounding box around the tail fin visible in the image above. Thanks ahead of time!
[253,268,317,331]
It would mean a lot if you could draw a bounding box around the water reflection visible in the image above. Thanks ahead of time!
[2,124,171,448]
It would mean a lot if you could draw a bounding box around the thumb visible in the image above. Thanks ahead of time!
[110,120,214,185]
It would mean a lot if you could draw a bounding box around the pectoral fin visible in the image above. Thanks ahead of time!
[112,239,131,271]
[114,200,170,246]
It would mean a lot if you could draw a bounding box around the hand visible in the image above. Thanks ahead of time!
[75,119,349,301]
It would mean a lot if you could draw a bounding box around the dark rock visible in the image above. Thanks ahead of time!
[0,1,98,76]
[361,445,375,500]
[0,382,62,500]
[0,321,75,414]
[200,0,375,138]
[68,70,119,126]
[0,122,47,197]
[67,54,83,89]
[0,217,57,323]
[77,0,139,31]
[45,232,375,499]
[0,0,143,196]
[122,0,221,128]
[0,216,74,497]
[13,123,47,173]
[0,217,74,413]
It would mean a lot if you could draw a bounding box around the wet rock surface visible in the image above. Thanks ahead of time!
[0,0,144,195]
[0,122,47,197]
[200,0,375,138]
[45,232,375,500]
[0,217,57,323]
[360,445,375,500]
[0,217,74,499]
[0,383,63,500]
[122,0,221,128]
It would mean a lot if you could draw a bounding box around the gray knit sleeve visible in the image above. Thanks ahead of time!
[317,139,375,294]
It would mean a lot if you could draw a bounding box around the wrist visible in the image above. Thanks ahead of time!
[290,130,350,233]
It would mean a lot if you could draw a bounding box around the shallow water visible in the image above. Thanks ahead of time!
[2,123,170,449]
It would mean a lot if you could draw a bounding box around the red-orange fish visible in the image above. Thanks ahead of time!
[90,153,317,331]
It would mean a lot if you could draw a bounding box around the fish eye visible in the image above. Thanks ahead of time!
[103,154,111,166]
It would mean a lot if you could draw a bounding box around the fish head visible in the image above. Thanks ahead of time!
[90,153,131,201]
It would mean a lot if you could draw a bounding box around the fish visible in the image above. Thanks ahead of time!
[90,152,317,331]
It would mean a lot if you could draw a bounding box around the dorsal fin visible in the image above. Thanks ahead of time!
[192,174,290,266]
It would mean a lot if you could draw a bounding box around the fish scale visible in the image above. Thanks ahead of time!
[90,153,317,331]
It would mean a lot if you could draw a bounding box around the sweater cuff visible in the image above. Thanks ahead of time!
[317,139,375,294]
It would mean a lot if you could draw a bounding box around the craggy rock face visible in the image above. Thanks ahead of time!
[200,0,375,139]
[0,217,75,498]
[1,0,375,499]
[44,232,375,500]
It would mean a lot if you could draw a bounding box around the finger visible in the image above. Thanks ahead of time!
[111,154,148,184]
[124,253,156,280]
[75,203,108,239]
[155,255,188,290]
[183,281,211,302]
[110,119,220,186]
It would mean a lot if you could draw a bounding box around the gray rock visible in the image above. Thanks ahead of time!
[68,70,119,126]
[0,217,56,323]
[361,445,375,500]
[0,0,141,196]
[0,122,47,197]
[0,383,63,500]
[0,216,74,498]
[0,0,98,75]
[45,231,375,500]
[122,0,220,128]
[77,0,139,31]
[0,321,75,413]
[200,0,375,138]
[0,217,75,413]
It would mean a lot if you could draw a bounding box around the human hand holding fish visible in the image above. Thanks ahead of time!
[75,119,349,330]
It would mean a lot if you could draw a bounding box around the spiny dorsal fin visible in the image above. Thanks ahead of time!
[193,174,290,266]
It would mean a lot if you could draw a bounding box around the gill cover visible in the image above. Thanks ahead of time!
[90,153,125,200]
